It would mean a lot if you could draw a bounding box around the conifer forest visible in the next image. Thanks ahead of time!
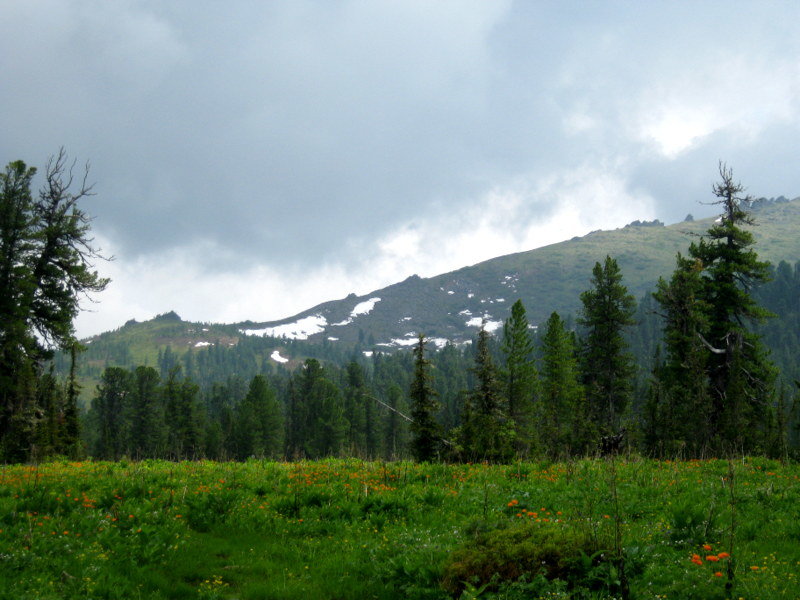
[3,160,800,465]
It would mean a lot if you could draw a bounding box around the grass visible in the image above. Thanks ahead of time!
[1,457,799,599]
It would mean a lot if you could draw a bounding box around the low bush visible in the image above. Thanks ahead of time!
[441,521,608,597]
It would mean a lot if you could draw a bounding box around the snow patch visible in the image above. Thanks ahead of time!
[391,337,419,347]
[270,350,289,363]
[194,341,211,347]
[465,316,503,332]
[382,336,451,349]
[496,298,505,303]
[459,309,472,316]
[351,297,381,316]
[467,293,475,298]
[332,297,382,326]
[241,314,327,340]
[447,290,455,295]
[400,316,412,321]
[363,351,374,357]
[327,336,339,341]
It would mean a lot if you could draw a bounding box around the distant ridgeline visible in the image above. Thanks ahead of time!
[624,219,664,228]
[748,195,798,210]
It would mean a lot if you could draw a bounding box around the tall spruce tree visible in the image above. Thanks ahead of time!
[129,366,164,459]
[288,359,347,458]
[235,375,283,459]
[91,367,133,460]
[686,165,777,453]
[578,256,637,438]
[539,311,585,458]
[501,300,537,454]
[344,362,368,456]
[461,323,514,462]
[61,342,83,458]
[409,334,442,462]
[648,255,711,457]
[163,366,203,459]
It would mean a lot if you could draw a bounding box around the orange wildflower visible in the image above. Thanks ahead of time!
[717,552,730,559]
[702,544,712,551]
[713,572,723,577]
[706,555,719,562]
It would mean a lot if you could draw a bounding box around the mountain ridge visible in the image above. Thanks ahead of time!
[83,196,800,358]
[218,196,800,347]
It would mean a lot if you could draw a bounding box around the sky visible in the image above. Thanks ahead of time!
[2,1,799,338]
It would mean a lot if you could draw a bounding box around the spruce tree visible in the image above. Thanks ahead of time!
[687,165,776,453]
[649,255,711,456]
[311,378,348,458]
[344,362,368,456]
[409,334,442,462]
[501,300,537,454]
[163,366,202,459]
[578,256,637,438]
[33,369,60,460]
[288,359,347,458]
[91,367,133,460]
[462,324,514,462]
[61,342,83,458]
[129,366,164,458]
[539,311,584,458]
[235,375,283,459]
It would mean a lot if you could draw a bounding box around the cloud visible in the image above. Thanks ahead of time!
[3,2,800,337]
[75,163,656,337]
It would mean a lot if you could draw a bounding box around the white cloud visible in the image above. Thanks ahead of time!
[632,54,800,158]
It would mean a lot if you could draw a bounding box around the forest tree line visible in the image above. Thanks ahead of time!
[2,157,799,463]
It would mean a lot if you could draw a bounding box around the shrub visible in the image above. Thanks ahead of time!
[441,522,607,597]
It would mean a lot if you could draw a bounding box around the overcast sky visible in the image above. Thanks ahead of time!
[2,1,799,338]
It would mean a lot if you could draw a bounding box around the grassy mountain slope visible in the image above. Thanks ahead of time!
[79,198,800,369]
[233,197,800,345]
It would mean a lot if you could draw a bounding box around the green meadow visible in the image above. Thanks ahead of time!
[1,458,798,599]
